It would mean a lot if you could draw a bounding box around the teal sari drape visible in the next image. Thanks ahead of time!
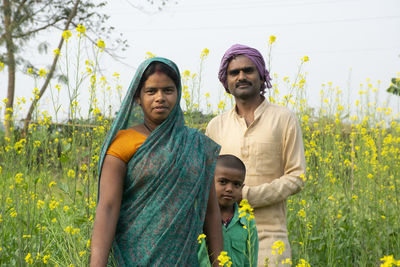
[98,57,220,266]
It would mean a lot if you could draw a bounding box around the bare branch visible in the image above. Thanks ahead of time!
[11,18,64,39]
[15,0,29,18]
[23,0,82,134]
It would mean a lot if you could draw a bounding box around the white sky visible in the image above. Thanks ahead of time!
[1,0,400,121]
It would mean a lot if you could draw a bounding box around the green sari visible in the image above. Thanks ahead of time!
[98,57,220,266]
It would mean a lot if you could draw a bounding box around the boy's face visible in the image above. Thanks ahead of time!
[214,164,245,209]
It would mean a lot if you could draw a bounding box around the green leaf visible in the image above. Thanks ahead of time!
[60,153,69,164]
[57,182,69,194]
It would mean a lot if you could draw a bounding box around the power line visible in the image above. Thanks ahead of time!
[125,15,400,32]
[171,0,359,13]
[275,47,400,56]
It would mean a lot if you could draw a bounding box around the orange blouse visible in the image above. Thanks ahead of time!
[106,129,147,163]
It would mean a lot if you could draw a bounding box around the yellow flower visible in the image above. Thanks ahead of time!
[90,75,96,85]
[80,164,88,172]
[201,48,209,58]
[51,218,57,223]
[62,30,72,41]
[297,209,306,218]
[10,210,17,217]
[145,51,156,59]
[71,228,80,235]
[67,169,76,178]
[27,68,33,75]
[218,100,226,111]
[38,68,47,77]
[49,200,59,210]
[301,56,309,62]
[239,199,254,216]
[79,251,86,257]
[380,255,400,267]
[23,234,31,238]
[271,240,285,255]
[37,200,45,209]
[25,253,33,264]
[282,258,292,265]
[49,181,56,188]
[76,24,86,34]
[15,173,24,184]
[217,251,232,267]
[269,35,276,44]
[0,62,4,71]
[296,259,311,267]
[97,39,106,50]
[53,48,60,55]
[43,254,50,264]
[63,205,70,212]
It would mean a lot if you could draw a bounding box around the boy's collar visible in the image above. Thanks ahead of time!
[225,203,247,228]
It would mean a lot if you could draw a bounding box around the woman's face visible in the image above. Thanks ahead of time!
[137,71,178,127]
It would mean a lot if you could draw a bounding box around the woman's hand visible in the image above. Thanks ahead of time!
[90,155,126,267]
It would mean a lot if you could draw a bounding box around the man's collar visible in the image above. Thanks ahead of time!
[232,97,268,119]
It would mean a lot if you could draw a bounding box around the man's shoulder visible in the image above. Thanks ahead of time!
[263,102,298,122]
[265,102,294,115]
[206,110,233,130]
[209,110,232,123]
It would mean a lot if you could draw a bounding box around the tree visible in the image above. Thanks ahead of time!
[1,0,174,138]
[387,77,400,96]
[0,0,111,138]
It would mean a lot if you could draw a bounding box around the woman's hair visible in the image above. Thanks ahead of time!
[137,61,180,94]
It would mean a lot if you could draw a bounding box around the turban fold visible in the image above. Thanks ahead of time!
[218,44,272,92]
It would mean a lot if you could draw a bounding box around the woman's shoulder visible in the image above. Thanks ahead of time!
[106,129,147,163]
[184,126,221,153]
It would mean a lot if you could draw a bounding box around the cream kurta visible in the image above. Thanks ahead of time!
[206,99,306,266]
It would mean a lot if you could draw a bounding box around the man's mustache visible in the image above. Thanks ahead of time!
[235,81,252,88]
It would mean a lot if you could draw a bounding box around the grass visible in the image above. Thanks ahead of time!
[0,28,399,266]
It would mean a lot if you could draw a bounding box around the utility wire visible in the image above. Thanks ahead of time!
[125,15,400,32]
[171,0,359,13]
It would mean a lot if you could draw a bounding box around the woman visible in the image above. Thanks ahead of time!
[90,57,222,266]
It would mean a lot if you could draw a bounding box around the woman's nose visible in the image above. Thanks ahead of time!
[154,90,165,101]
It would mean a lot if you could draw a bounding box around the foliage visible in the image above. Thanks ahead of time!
[0,35,400,266]
[387,76,400,96]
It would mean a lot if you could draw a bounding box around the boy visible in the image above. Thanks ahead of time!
[199,154,258,266]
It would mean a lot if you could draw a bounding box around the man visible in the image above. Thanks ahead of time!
[206,44,306,266]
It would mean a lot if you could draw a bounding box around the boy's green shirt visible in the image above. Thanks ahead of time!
[198,203,258,267]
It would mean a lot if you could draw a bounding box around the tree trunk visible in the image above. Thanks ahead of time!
[3,0,16,139]
[22,0,81,136]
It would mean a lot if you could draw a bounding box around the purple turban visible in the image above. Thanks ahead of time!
[218,44,272,93]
